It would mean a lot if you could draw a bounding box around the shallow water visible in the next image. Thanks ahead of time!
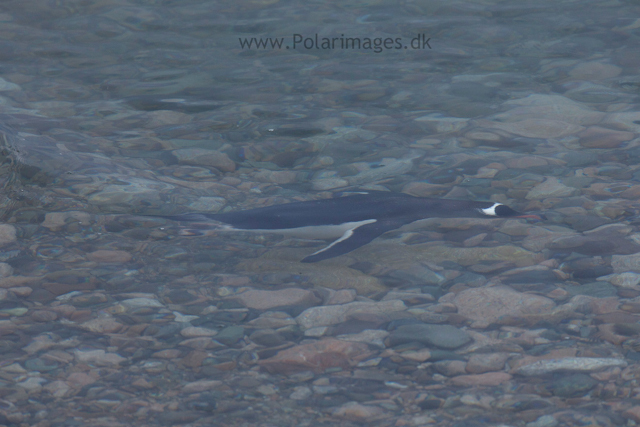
[1,0,640,426]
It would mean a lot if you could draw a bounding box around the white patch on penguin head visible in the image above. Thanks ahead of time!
[478,202,502,216]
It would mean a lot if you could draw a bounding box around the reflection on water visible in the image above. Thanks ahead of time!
[0,0,639,425]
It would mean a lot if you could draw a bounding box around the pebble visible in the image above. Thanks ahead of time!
[513,357,627,376]
[0,224,16,246]
[180,326,218,337]
[248,311,297,329]
[481,118,584,139]
[17,377,46,392]
[599,272,640,289]
[454,286,556,327]
[578,126,634,148]
[172,148,235,172]
[326,289,357,305]
[73,349,126,366]
[259,338,372,374]
[237,288,321,310]
[187,196,226,212]
[612,253,640,273]
[87,250,132,263]
[66,372,97,388]
[182,380,223,394]
[30,310,57,322]
[569,61,621,80]
[213,326,244,346]
[414,114,468,133]
[433,360,467,376]
[337,329,389,348]
[290,386,312,400]
[386,324,471,349]
[493,94,604,125]
[119,297,164,308]
[624,406,640,423]
[450,372,512,386]
[332,402,385,421]
[525,177,578,199]
[466,353,510,374]
[527,415,559,427]
[549,373,598,397]
[43,381,70,398]
[24,358,58,372]
[79,316,123,333]
[399,348,432,362]
[296,300,406,330]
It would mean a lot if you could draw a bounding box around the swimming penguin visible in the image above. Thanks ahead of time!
[157,191,544,263]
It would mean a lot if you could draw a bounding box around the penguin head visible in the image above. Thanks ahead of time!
[478,202,517,217]
[478,202,545,220]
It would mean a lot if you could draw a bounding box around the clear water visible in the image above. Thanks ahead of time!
[0,0,639,425]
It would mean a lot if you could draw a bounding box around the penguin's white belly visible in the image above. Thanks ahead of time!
[233,219,377,240]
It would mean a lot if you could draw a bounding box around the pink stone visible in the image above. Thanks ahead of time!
[624,406,640,422]
[327,289,357,305]
[67,372,97,388]
[450,372,512,386]
[579,126,633,148]
[237,288,321,310]
[434,360,467,376]
[332,402,385,421]
[453,286,556,327]
[466,353,509,374]
[589,297,620,314]
[44,380,70,398]
[259,338,371,374]
[152,349,182,359]
[80,317,124,334]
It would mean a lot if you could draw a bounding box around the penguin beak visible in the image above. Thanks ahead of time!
[515,213,547,222]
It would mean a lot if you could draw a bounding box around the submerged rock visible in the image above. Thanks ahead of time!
[454,286,556,327]
[259,338,372,374]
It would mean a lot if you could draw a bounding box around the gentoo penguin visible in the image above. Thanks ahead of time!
[157,191,544,263]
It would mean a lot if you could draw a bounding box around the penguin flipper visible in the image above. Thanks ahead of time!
[301,219,400,263]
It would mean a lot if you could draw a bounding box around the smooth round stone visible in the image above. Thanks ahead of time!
[249,329,287,347]
[569,61,621,80]
[290,386,312,400]
[385,324,471,349]
[214,326,245,346]
[558,151,598,167]
[579,126,633,148]
[186,392,217,412]
[25,357,59,372]
[565,282,617,298]
[526,177,578,199]
[31,310,57,322]
[501,269,557,285]
[449,82,496,101]
[163,289,198,304]
[565,86,622,103]
[548,373,598,397]
[187,197,226,212]
[428,350,466,362]
[527,414,559,427]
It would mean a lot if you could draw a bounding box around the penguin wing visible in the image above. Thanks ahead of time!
[301,219,402,263]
